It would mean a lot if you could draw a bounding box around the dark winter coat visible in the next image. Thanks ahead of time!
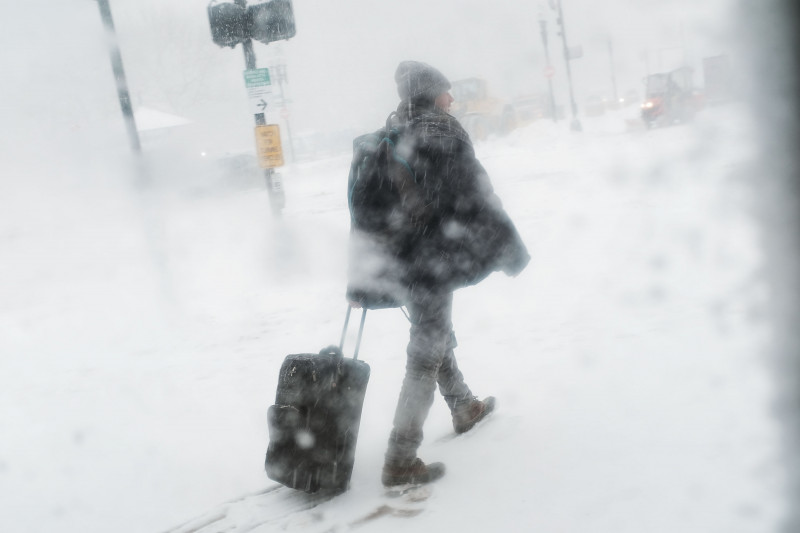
[346,102,530,308]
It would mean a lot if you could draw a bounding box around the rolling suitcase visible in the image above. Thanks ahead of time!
[265,307,370,493]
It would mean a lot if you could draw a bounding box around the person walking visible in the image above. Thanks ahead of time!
[347,61,530,487]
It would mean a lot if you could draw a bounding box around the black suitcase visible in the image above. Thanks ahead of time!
[265,307,370,493]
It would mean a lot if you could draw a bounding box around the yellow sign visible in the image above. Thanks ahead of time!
[254,124,284,168]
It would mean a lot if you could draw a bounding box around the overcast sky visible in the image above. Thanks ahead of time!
[2,0,739,154]
[256,0,735,132]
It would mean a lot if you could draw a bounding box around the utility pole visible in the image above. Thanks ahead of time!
[538,18,558,122]
[96,0,140,153]
[554,0,582,131]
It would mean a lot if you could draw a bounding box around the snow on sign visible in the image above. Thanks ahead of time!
[244,68,273,115]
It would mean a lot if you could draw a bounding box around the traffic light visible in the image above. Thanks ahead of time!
[208,0,295,48]
[208,2,248,48]
[249,0,296,45]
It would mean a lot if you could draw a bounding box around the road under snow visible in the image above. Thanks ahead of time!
[0,104,786,532]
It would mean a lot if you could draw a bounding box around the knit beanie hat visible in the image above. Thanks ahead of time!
[395,61,451,104]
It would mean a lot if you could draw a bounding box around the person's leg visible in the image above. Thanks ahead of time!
[436,332,475,412]
[382,290,494,485]
[384,291,451,472]
[434,315,496,434]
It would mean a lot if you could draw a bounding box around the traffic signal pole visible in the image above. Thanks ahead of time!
[243,40,285,215]
[208,0,295,215]
[235,1,284,215]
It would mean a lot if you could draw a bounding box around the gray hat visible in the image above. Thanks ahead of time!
[395,61,451,103]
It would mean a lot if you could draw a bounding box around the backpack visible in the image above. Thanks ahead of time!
[347,113,427,236]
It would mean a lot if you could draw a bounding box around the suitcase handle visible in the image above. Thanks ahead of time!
[339,306,367,361]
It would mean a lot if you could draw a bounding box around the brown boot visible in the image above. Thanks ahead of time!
[452,396,496,434]
[381,458,446,487]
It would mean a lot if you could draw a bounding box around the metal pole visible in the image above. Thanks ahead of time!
[283,111,295,164]
[274,67,296,163]
[96,0,141,153]
[242,40,261,121]
[236,1,284,215]
[539,19,558,122]
[556,0,582,131]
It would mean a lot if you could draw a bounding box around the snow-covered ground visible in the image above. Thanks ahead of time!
[0,104,786,532]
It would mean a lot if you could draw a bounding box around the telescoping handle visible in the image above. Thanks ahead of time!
[339,306,367,361]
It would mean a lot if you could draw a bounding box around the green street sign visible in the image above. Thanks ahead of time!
[243,68,274,115]
[244,68,271,87]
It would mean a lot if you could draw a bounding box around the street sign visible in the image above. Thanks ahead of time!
[254,124,284,168]
[544,65,556,78]
[244,68,273,115]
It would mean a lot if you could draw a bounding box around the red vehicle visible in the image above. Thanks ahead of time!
[641,67,702,128]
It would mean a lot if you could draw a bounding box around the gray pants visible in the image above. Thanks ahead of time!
[385,291,474,467]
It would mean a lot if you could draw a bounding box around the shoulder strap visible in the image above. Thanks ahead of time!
[385,111,400,131]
